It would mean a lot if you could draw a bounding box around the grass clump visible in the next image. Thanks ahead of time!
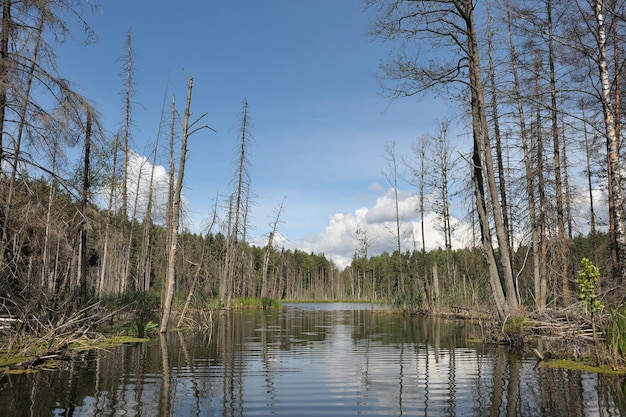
[502,315,528,335]
[605,306,626,363]
[231,297,281,310]
[102,290,161,338]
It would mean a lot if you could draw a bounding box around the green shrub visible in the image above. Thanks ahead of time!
[575,258,603,315]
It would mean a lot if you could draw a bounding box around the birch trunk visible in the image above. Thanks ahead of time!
[594,0,626,282]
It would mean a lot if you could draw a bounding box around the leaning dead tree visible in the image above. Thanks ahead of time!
[160,76,213,334]
[261,197,285,298]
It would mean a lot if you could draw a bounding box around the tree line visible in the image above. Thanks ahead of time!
[1,0,626,336]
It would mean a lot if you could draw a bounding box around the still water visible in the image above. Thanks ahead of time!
[1,302,625,416]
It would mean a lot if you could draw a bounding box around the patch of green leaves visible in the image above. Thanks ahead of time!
[502,315,527,335]
[575,258,603,315]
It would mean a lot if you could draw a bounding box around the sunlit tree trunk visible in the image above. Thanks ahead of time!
[592,0,626,282]
[160,77,210,333]
[469,3,518,318]
[607,0,622,280]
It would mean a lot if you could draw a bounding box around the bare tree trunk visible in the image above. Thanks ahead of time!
[137,90,169,293]
[0,0,11,169]
[42,170,56,291]
[607,0,622,281]
[546,0,569,302]
[466,2,518,318]
[486,2,512,253]
[163,95,176,305]
[78,112,92,303]
[429,121,456,294]
[137,149,155,292]
[114,30,135,298]
[561,115,572,240]
[411,136,431,308]
[98,135,119,297]
[432,262,439,308]
[1,4,44,270]
[593,0,626,282]
[582,105,598,263]
[176,261,202,328]
[121,30,134,222]
[384,141,404,299]
[231,100,253,298]
[160,77,210,333]
[507,9,544,309]
[365,0,518,317]
[261,199,285,298]
[220,194,235,308]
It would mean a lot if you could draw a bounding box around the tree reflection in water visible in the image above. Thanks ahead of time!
[0,304,624,416]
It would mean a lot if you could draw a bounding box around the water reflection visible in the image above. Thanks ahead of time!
[0,303,624,416]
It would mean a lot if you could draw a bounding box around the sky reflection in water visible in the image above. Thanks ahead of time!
[1,302,625,416]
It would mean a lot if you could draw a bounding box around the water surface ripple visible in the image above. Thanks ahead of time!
[1,302,624,416]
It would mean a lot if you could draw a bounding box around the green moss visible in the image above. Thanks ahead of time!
[543,359,626,375]
[0,335,151,375]
[0,355,30,368]
[71,335,150,351]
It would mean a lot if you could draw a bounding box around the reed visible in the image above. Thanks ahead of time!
[604,306,626,360]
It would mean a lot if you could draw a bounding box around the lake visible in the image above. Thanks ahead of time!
[1,302,625,416]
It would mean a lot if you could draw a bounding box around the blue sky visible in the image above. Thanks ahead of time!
[55,0,462,268]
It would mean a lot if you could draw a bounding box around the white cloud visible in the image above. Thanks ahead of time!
[93,150,175,225]
[285,187,472,269]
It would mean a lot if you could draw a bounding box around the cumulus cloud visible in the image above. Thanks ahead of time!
[94,150,175,224]
[288,186,472,269]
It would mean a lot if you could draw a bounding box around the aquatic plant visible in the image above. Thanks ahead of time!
[261,297,279,310]
[127,320,158,338]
